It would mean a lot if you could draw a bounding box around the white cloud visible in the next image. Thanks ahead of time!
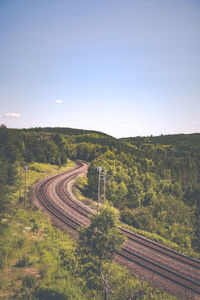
[56,100,63,104]
[4,113,21,118]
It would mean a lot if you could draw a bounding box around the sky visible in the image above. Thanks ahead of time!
[0,0,200,138]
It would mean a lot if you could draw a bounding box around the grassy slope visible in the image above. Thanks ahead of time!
[0,160,80,299]
[21,160,76,188]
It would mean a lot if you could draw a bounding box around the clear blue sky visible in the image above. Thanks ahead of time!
[0,0,200,138]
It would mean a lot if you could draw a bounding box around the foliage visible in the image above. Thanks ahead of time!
[78,205,124,266]
[16,255,31,267]
[22,274,37,288]
[0,126,199,298]
[87,144,200,253]
[76,204,124,290]
[1,126,198,253]
[0,158,178,299]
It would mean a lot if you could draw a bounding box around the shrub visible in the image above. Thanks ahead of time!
[0,248,7,269]
[16,238,25,249]
[22,274,37,288]
[31,223,39,233]
[16,255,30,267]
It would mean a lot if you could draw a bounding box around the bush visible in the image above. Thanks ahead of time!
[39,266,48,279]
[31,223,39,233]
[0,248,7,269]
[16,255,31,267]
[22,274,37,288]
[34,288,67,300]
[0,277,5,289]
[16,238,25,249]
[121,207,156,231]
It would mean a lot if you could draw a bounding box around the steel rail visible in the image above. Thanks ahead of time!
[56,175,200,294]
[35,171,82,230]
[57,175,90,217]
[34,162,200,296]
[56,168,200,270]
[120,227,200,270]
[118,248,200,295]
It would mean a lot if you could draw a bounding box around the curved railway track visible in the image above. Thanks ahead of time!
[34,162,200,299]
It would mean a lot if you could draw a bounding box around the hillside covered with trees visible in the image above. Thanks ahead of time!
[0,125,199,298]
[1,125,200,253]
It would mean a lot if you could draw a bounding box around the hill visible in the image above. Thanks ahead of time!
[1,126,200,258]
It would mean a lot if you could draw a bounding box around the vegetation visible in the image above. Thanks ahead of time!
[1,125,200,254]
[0,207,177,299]
[0,161,176,299]
[1,124,199,298]
[77,205,124,292]
[86,139,200,256]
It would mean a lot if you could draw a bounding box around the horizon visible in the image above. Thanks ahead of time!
[1,0,200,138]
[2,125,200,140]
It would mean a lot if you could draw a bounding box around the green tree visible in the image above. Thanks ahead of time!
[127,179,144,208]
[77,204,125,289]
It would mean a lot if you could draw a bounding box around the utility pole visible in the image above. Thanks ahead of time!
[19,167,21,200]
[97,167,106,204]
[97,167,102,203]
[24,165,28,203]
[103,171,106,202]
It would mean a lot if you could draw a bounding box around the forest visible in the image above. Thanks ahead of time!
[0,124,199,299]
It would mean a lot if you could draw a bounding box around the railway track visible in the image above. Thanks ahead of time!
[34,162,200,299]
